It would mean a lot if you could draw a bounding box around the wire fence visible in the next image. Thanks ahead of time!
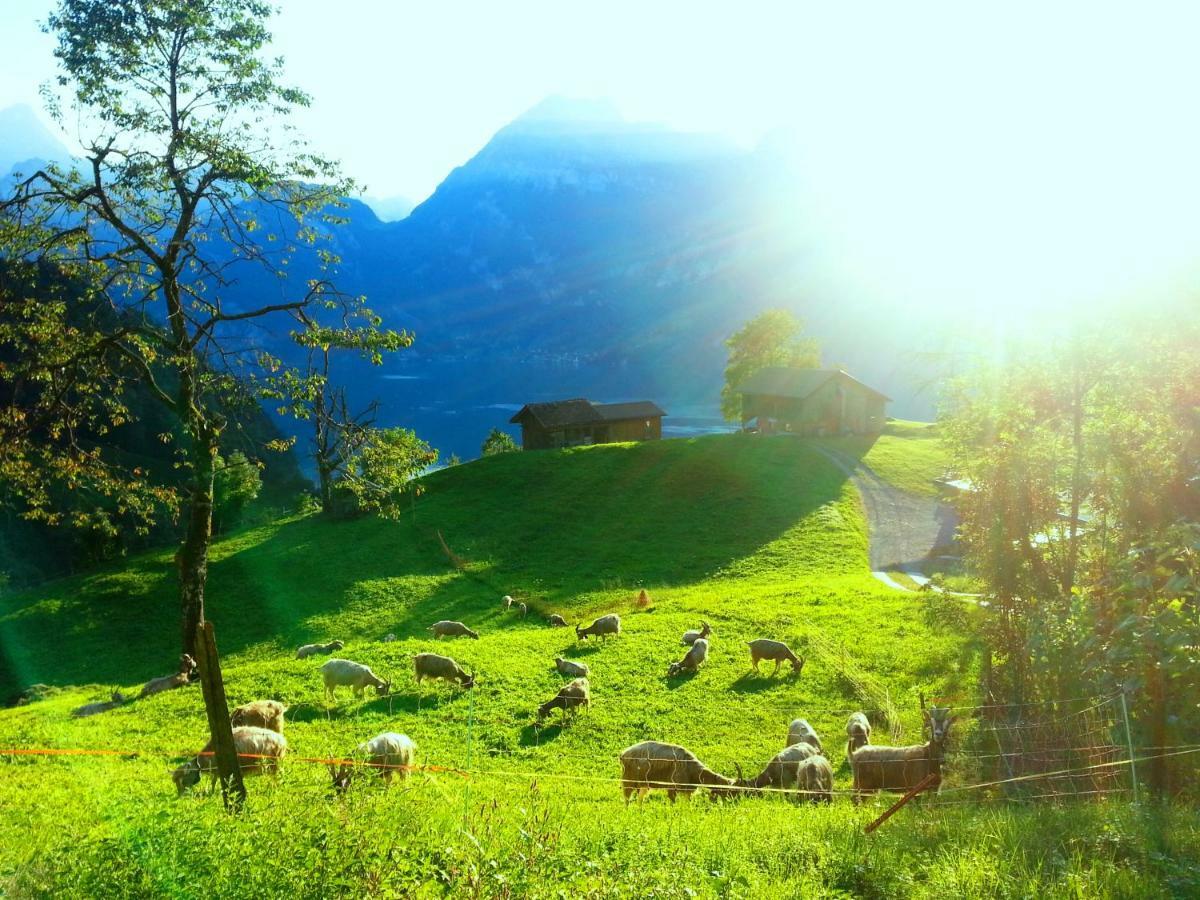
[0,691,1172,810]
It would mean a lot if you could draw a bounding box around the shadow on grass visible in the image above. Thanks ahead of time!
[1,435,860,692]
[729,672,799,694]
[664,670,698,690]
[519,722,565,746]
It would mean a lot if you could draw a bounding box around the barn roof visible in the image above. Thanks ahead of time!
[737,367,891,402]
[509,399,601,428]
[594,401,667,421]
[509,399,667,428]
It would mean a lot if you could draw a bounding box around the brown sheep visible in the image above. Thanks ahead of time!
[576,614,621,642]
[413,653,475,688]
[547,614,569,627]
[536,677,591,722]
[619,740,733,803]
[230,699,287,734]
[172,727,287,795]
[746,639,804,676]
[667,638,709,677]
[428,621,480,639]
[851,705,956,799]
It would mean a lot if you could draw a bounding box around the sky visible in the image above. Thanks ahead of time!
[3,1,1200,320]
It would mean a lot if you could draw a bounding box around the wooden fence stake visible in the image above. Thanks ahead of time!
[194,620,246,810]
[863,773,939,834]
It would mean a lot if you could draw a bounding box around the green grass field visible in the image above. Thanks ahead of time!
[1,432,1196,898]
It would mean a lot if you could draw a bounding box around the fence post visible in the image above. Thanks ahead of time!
[194,620,246,810]
[1119,691,1140,805]
[462,688,474,825]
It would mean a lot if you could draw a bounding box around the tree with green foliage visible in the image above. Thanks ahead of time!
[481,427,518,456]
[213,451,261,534]
[720,309,820,422]
[0,0,402,799]
[941,324,1200,792]
[341,427,437,521]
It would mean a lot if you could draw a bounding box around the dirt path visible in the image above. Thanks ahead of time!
[812,444,958,574]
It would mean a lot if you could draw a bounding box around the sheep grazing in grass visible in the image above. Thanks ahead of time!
[517,602,528,618]
[681,621,712,645]
[72,691,128,718]
[230,700,287,734]
[723,743,831,803]
[547,614,568,628]
[382,633,398,643]
[138,654,197,699]
[576,613,621,642]
[536,677,591,723]
[330,732,416,791]
[413,653,475,689]
[746,639,804,676]
[846,711,872,762]
[502,595,515,609]
[172,726,287,795]
[319,659,390,702]
[554,658,589,678]
[619,740,734,803]
[786,718,822,753]
[851,705,956,799]
[296,640,345,660]
[428,620,480,640]
[667,638,709,677]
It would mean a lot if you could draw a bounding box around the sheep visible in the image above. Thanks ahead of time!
[502,595,515,609]
[413,652,475,689]
[296,640,345,660]
[723,744,831,803]
[536,677,591,723]
[667,638,709,677]
[576,613,621,642]
[619,740,734,803]
[851,705,956,799]
[517,602,528,618]
[230,699,287,734]
[319,659,391,702]
[138,654,197,699]
[846,711,872,763]
[72,691,128,718]
[547,614,569,628]
[554,658,589,678]
[428,620,480,640]
[172,726,287,795]
[382,633,398,643]
[329,731,417,791]
[746,639,804,676]
[681,621,712,645]
[786,718,823,753]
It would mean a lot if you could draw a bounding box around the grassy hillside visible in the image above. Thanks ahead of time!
[1,433,1195,897]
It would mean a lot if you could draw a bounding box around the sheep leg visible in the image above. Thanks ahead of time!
[667,789,677,804]
[772,659,781,677]
[751,656,760,673]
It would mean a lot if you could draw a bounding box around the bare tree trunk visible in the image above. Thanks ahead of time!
[178,430,217,657]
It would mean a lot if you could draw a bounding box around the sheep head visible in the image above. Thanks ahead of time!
[329,763,353,793]
[172,760,201,795]
[923,706,956,749]
[376,680,391,697]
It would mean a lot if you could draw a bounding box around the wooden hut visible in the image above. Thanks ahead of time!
[737,368,889,436]
[509,399,666,450]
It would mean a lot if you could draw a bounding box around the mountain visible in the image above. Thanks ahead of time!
[0,105,73,175]
[0,97,945,458]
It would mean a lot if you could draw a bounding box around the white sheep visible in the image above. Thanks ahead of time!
[138,654,197,699]
[330,732,417,790]
[667,638,709,676]
[786,718,823,753]
[576,613,621,642]
[681,621,712,645]
[846,711,872,763]
[296,640,345,660]
[172,726,287,795]
[319,658,390,702]
[554,658,589,678]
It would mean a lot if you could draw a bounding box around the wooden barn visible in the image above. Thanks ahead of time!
[509,399,667,450]
[738,368,889,436]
